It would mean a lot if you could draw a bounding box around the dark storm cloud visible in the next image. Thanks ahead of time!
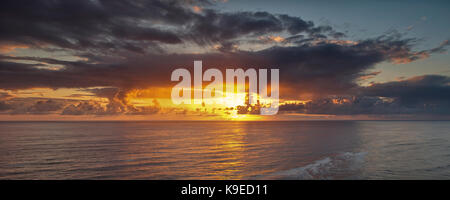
[0,0,193,51]
[0,60,113,89]
[277,75,450,115]
[185,10,337,45]
[187,10,283,45]
[0,0,341,52]
[0,34,446,97]
[361,75,450,110]
[287,96,406,115]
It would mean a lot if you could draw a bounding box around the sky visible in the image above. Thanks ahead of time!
[0,0,449,120]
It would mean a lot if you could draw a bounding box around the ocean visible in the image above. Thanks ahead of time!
[0,121,449,179]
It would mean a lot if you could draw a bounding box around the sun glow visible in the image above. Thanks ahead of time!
[124,86,274,120]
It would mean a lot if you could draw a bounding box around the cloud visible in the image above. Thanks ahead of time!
[259,35,285,43]
[277,75,450,115]
[0,0,347,53]
[0,0,449,117]
[358,71,382,81]
[0,98,67,114]
[61,101,107,115]
[0,95,161,115]
[192,6,203,13]
[361,75,450,110]
[0,43,29,53]
[25,99,64,114]
[0,35,447,100]
[0,0,195,53]
[0,101,12,111]
[0,91,15,100]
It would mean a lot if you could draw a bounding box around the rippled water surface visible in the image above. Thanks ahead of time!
[1,121,449,179]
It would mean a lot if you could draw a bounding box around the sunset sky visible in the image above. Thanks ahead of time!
[0,0,449,120]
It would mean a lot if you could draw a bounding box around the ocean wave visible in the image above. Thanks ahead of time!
[266,152,367,180]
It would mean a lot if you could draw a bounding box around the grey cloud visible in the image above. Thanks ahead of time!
[0,0,342,52]
[62,101,107,115]
[0,101,12,111]
[277,75,450,115]
[0,35,446,98]
[25,99,64,114]
[361,75,450,109]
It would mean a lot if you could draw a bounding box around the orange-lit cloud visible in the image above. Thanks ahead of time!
[0,44,28,53]
[391,52,429,64]
[259,35,285,43]
[192,6,202,13]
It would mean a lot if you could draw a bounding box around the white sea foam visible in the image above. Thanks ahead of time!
[268,152,368,180]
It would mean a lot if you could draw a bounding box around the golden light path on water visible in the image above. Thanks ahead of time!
[2,121,450,179]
